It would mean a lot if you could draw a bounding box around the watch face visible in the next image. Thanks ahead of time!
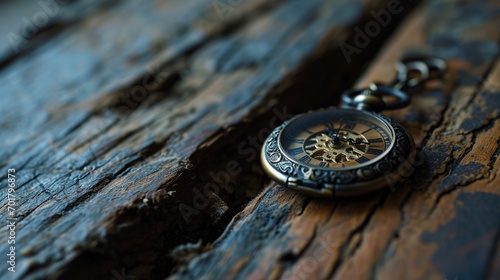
[278,108,394,170]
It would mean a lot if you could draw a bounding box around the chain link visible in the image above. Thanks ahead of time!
[341,55,446,112]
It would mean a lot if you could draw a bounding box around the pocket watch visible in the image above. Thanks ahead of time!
[261,56,446,197]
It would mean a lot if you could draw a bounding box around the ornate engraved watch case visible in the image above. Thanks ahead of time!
[261,56,446,198]
[261,107,414,197]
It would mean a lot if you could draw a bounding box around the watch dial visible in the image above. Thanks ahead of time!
[279,109,393,169]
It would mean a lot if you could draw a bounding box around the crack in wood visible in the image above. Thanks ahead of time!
[328,194,385,279]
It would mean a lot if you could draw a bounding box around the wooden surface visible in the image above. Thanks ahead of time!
[0,0,498,279]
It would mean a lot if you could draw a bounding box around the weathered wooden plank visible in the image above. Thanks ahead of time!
[0,0,119,67]
[170,0,500,279]
[0,0,409,279]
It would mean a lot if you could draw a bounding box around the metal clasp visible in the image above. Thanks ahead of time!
[341,55,447,112]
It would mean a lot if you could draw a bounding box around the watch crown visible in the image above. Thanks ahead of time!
[353,84,386,111]
[360,83,383,97]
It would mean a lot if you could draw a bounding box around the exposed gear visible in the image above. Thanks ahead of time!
[305,131,369,163]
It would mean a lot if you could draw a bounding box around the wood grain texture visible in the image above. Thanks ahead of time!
[0,0,416,279]
[0,0,122,68]
[170,1,500,280]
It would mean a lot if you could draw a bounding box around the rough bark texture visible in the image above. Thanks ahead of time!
[0,0,498,280]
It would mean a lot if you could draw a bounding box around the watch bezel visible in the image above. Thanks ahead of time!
[276,108,395,171]
[260,107,416,197]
